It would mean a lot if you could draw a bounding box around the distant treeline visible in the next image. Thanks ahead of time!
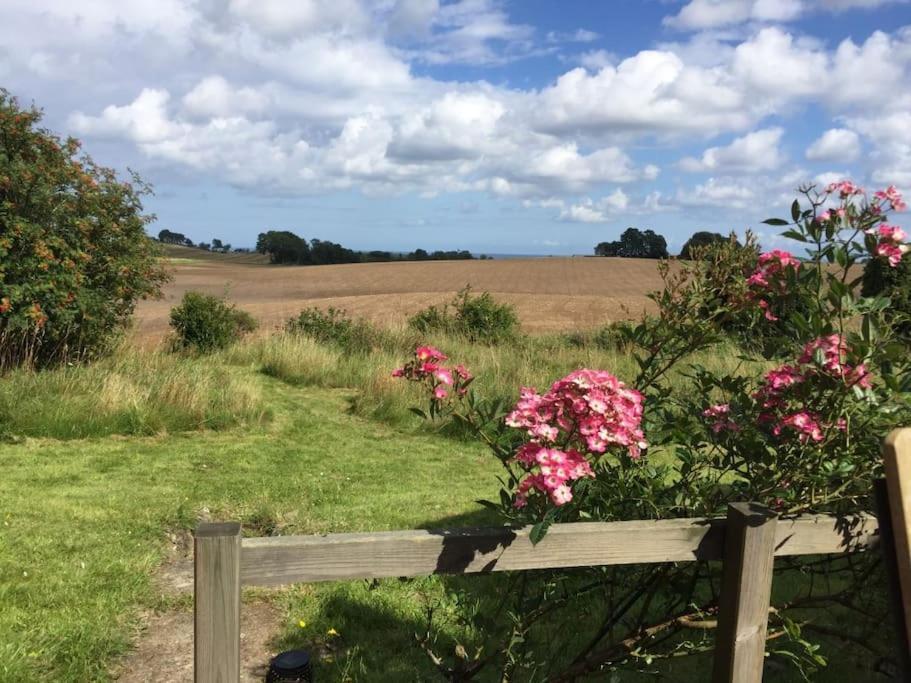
[594,228,739,259]
[254,230,484,265]
[156,228,485,264]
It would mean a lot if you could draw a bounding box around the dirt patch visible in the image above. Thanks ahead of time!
[116,601,281,682]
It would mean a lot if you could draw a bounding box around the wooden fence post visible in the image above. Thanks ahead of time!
[884,428,911,662]
[195,522,242,683]
[712,502,778,683]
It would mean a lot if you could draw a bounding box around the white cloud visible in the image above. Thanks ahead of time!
[387,0,439,39]
[533,52,753,138]
[731,28,828,99]
[9,0,910,228]
[680,128,786,172]
[665,0,902,30]
[665,0,804,30]
[805,128,861,162]
[547,29,600,43]
[535,188,647,223]
[577,49,614,70]
[181,76,266,119]
[69,88,182,143]
[226,0,371,39]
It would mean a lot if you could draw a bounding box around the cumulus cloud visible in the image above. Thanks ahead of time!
[805,128,861,162]
[6,0,910,229]
[665,0,902,30]
[680,128,786,172]
[665,0,804,30]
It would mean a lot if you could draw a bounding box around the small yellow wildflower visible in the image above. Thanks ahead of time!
[327,628,339,637]
[298,619,307,629]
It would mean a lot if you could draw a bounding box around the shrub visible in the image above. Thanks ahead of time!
[409,287,518,343]
[862,248,911,337]
[169,292,257,352]
[395,180,911,679]
[285,306,378,353]
[0,90,169,368]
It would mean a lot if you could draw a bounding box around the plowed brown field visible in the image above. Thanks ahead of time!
[134,251,667,341]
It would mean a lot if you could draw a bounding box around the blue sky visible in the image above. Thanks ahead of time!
[2,0,909,254]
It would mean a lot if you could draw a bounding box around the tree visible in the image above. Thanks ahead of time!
[594,241,620,257]
[211,238,223,252]
[680,231,730,259]
[309,238,359,265]
[0,90,169,367]
[594,228,668,259]
[158,228,192,245]
[256,230,310,264]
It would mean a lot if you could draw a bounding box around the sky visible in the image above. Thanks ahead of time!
[2,0,910,255]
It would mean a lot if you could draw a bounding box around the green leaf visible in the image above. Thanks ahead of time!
[409,407,428,420]
[790,199,801,222]
[529,519,552,545]
[782,229,808,243]
[762,218,789,226]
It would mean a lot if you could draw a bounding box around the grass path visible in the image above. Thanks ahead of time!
[0,375,499,681]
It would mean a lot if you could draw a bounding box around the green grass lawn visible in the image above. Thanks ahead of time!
[0,343,891,682]
[0,374,500,681]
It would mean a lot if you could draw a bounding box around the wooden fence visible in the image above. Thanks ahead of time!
[193,428,911,682]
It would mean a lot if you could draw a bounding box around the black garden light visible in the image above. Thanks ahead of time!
[266,649,313,682]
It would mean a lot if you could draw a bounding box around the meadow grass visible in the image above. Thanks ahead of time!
[0,346,269,439]
[0,331,879,681]
[225,327,761,432]
[0,375,500,681]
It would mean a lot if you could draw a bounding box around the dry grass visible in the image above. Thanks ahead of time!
[134,256,667,343]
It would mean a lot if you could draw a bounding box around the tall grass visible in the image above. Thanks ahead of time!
[223,326,759,433]
[0,347,269,439]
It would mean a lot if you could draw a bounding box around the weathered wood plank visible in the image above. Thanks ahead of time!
[239,514,878,587]
[195,522,241,683]
[712,503,778,683]
[884,428,911,656]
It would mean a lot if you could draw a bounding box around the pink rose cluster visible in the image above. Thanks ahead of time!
[821,180,908,268]
[505,369,647,508]
[750,334,870,444]
[746,249,801,321]
[392,346,473,400]
[868,224,909,267]
[875,185,908,213]
[513,444,594,507]
[702,403,739,434]
[825,180,865,198]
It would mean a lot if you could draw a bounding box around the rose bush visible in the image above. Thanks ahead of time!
[395,181,910,679]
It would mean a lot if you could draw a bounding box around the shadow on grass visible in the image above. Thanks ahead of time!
[267,507,899,682]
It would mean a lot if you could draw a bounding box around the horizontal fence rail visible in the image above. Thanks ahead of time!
[238,513,879,586]
[194,427,911,683]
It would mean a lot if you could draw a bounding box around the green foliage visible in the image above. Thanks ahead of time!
[157,228,193,246]
[169,291,257,353]
[595,227,669,258]
[255,229,476,266]
[397,183,909,680]
[679,230,732,259]
[862,251,911,337]
[0,90,169,368]
[256,229,311,264]
[285,306,379,353]
[409,287,518,343]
